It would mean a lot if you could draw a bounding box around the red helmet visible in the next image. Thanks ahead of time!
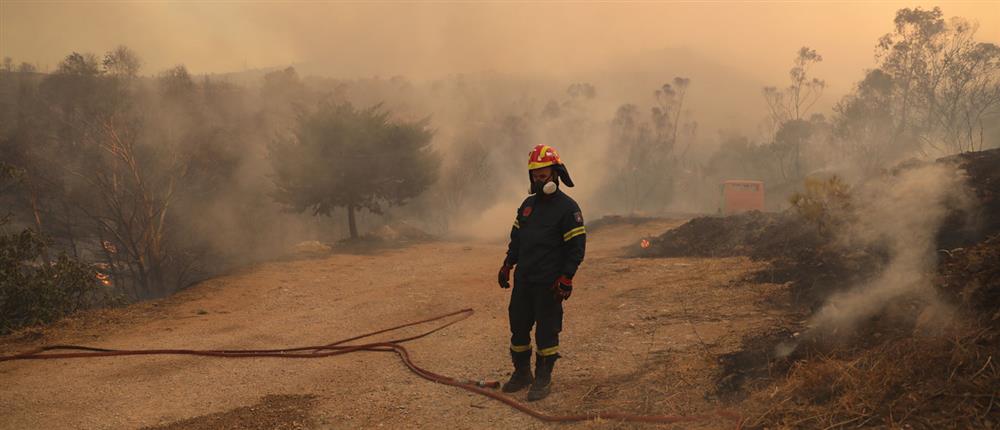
[528,145,563,170]
[527,144,574,187]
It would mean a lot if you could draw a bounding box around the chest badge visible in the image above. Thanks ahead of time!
[522,206,533,217]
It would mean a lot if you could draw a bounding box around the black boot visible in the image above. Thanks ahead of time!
[502,349,533,393]
[527,353,559,401]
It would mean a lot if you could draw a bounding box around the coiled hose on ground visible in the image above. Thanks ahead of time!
[1,308,742,427]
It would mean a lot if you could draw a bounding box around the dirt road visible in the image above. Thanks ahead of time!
[1,220,792,429]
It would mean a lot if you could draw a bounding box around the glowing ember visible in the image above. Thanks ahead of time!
[95,272,112,287]
[640,239,650,249]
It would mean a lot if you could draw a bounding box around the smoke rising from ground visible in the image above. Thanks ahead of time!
[808,163,976,336]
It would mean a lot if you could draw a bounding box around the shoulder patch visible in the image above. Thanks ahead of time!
[574,211,583,223]
[523,206,533,217]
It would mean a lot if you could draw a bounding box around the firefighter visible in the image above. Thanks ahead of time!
[497,144,586,401]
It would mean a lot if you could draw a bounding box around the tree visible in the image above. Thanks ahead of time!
[772,119,813,181]
[57,52,102,76]
[607,102,674,213]
[706,134,771,181]
[832,69,899,173]
[652,77,694,159]
[3,47,316,302]
[102,45,141,79]
[158,65,196,100]
[17,62,37,74]
[436,137,492,230]
[259,67,310,134]
[0,57,37,76]
[875,7,1000,153]
[601,78,699,214]
[87,112,188,298]
[3,53,118,265]
[831,7,1000,166]
[567,83,596,100]
[262,66,306,102]
[269,101,440,239]
[763,47,826,137]
[760,48,826,185]
[13,54,200,299]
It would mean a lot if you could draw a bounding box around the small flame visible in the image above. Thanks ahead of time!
[640,239,650,249]
[95,272,112,287]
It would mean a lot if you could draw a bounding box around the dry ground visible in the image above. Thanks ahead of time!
[0,220,794,429]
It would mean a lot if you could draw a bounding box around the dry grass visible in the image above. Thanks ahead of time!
[742,318,999,429]
[737,207,1000,428]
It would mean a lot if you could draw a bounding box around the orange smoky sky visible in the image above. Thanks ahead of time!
[1,1,997,95]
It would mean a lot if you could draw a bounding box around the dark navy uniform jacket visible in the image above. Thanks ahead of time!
[504,190,586,284]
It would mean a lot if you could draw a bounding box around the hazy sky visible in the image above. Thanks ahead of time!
[2,1,997,93]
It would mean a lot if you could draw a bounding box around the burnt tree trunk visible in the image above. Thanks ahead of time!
[24,175,50,266]
[347,204,358,239]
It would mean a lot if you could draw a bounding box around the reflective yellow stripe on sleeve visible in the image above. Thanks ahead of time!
[513,219,520,229]
[510,344,531,352]
[562,226,586,241]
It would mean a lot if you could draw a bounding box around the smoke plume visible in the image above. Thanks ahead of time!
[809,163,976,336]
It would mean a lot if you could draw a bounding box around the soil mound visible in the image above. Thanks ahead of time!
[634,211,865,307]
[632,211,782,258]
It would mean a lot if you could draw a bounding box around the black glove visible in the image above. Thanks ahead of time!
[551,275,572,301]
[498,264,513,289]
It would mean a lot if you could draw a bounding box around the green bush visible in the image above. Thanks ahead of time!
[789,175,853,235]
[0,223,107,334]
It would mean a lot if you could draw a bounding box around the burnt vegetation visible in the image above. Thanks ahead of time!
[643,147,1000,428]
[629,7,1000,428]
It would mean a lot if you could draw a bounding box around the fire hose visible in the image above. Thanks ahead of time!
[1,308,742,426]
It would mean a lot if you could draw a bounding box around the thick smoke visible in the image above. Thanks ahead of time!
[3,4,997,301]
[808,163,976,336]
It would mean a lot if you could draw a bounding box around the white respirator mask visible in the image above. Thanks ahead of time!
[542,181,558,195]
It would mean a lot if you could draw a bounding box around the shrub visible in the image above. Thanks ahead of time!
[0,221,108,334]
[789,175,852,235]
